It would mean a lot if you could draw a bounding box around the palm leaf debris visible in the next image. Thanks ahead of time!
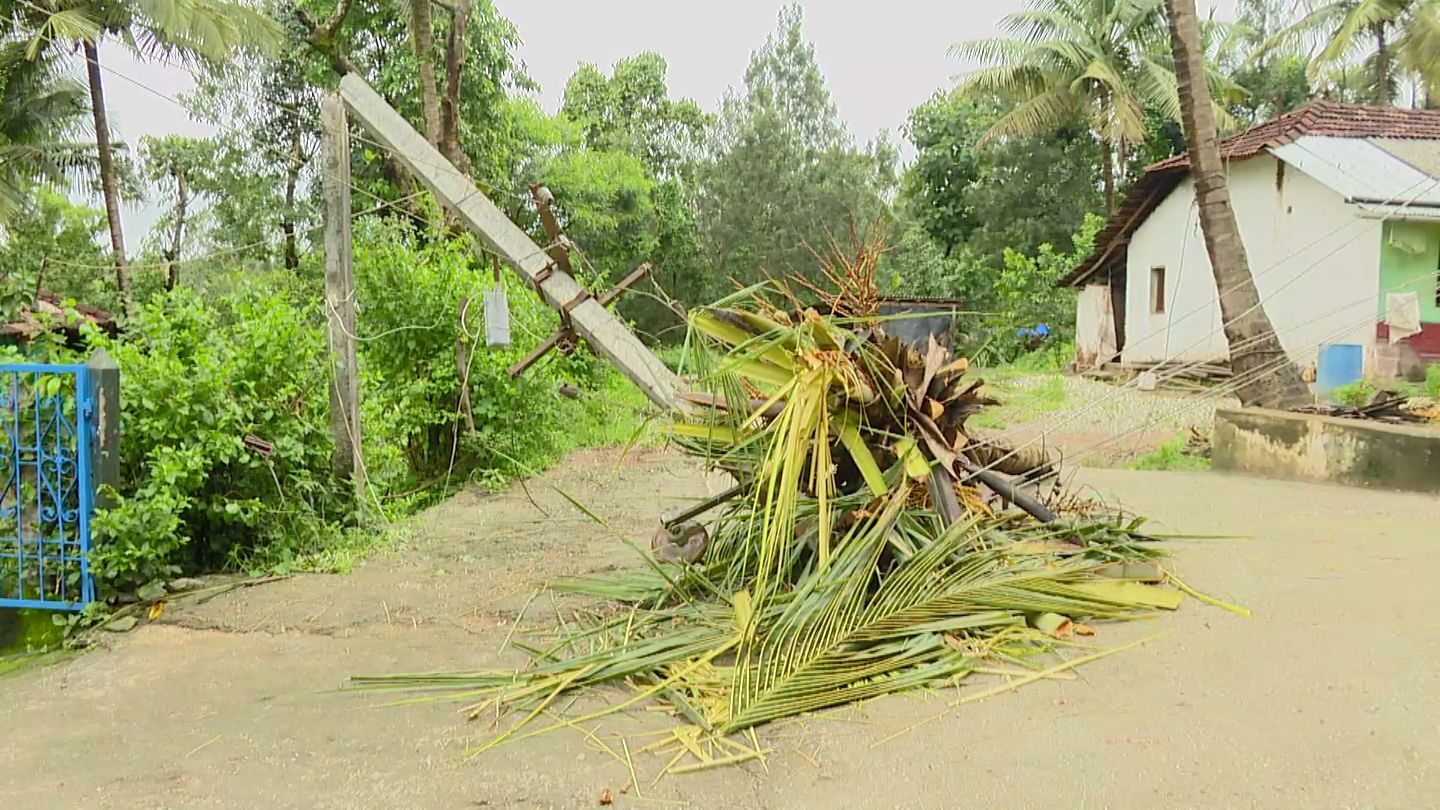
[352,241,1200,775]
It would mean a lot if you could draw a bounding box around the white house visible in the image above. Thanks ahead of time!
[1063,100,1440,379]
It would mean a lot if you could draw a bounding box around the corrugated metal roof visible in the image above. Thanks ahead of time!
[1270,135,1440,205]
[1355,202,1440,220]
[875,294,967,308]
[1371,137,1440,177]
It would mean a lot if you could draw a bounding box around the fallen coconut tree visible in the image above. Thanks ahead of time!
[352,245,1196,769]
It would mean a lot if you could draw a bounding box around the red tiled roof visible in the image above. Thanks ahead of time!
[1,290,117,340]
[1060,100,1440,287]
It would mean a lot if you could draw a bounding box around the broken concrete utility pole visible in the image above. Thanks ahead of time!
[336,73,683,411]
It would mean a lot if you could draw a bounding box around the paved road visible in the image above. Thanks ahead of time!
[2,449,1436,809]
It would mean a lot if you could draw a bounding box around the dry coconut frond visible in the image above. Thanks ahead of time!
[353,236,1196,771]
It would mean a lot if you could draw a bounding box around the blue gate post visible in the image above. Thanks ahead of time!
[85,350,119,606]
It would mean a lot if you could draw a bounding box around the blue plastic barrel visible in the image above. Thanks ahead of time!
[1315,343,1364,399]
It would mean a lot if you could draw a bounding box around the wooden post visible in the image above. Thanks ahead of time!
[86,349,120,508]
[455,297,476,435]
[336,74,683,411]
[321,93,365,503]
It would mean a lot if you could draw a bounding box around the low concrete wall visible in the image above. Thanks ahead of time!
[1213,407,1440,493]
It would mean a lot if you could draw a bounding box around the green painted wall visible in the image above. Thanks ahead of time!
[1380,222,1440,322]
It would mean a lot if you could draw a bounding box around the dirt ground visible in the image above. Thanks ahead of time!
[988,374,1236,466]
[3,446,1438,809]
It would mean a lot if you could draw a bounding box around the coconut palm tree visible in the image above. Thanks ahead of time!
[953,0,1181,214]
[0,37,89,222]
[16,0,278,315]
[1262,0,1440,105]
[1166,0,1312,408]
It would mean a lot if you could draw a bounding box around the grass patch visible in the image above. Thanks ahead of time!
[1331,365,1440,406]
[1130,433,1211,472]
[0,649,73,679]
[0,609,70,679]
[971,372,1069,430]
[568,370,661,450]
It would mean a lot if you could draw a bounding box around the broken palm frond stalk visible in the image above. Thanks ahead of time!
[352,244,1201,771]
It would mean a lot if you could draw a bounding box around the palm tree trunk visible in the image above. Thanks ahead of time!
[409,0,442,147]
[1101,139,1116,215]
[283,129,301,270]
[1374,24,1391,105]
[82,40,133,317]
[1165,0,1311,409]
[164,170,187,291]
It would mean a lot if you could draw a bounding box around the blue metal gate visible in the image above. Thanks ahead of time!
[0,363,96,610]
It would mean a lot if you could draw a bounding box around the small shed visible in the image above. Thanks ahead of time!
[875,295,966,351]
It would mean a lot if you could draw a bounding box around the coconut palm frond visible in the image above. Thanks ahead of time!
[1134,56,1184,124]
[350,239,1197,768]
[1396,1,1440,93]
[0,40,92,224]
[981,84,1085,143]
[952,0,1181,149]
[22,7,103,58]
[1317,0,1410,66]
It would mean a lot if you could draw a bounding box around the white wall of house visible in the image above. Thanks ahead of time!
[1122,153,1382,369]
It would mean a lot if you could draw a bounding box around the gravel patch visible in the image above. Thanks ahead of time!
[984,373,1239,465]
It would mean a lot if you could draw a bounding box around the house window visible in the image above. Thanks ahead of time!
[1150,266,1166,314]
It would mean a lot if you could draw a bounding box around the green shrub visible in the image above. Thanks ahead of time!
[1330,379,1378,408]
[1010,340,1074,373]
[3,223,656,601]
[86,286,343,591]
[1427,364,1440,398]
[352,218,620,491]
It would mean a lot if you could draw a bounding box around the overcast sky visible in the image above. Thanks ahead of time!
[102,0,1240,240]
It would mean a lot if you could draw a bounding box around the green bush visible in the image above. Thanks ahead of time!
[3,223,654,601]
[86,285,342,591]
[1428,364,1440,398]
[352,218,619,492]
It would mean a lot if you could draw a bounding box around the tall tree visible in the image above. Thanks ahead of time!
[900,93,1103,263]
[408,0,441,147]
[1166,0,1311,408]
[17,0,278,316]
[297,0,529,191]
[0,37,89,221]
[953,0,1179,214]
[560,53,711,181]
[189,43,320,270]
[699,5,894,290]
[139,134,219,289]
[554,54,710,334]
[1229,0,1315,124]
[1261,0,1440,105]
